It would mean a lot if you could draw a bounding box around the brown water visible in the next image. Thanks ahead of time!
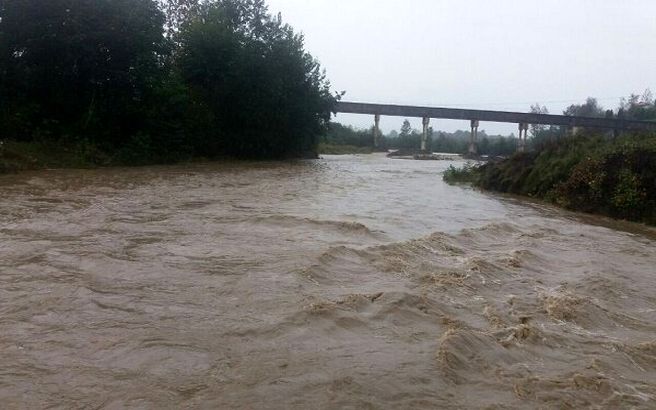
[1,154,655,409]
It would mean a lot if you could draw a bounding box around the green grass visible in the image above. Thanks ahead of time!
[0,139,110,173]
[443,164,479,185]
[1,139,367,174]
[442,133,656,225]
[318,143,373,155]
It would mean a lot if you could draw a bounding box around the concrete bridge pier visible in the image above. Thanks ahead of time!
[517,123,529,152]
[373,114,381,149]
[570,126,581,137]
[469,120,479,155]
[421,117,430,151]
[524,123,529,149]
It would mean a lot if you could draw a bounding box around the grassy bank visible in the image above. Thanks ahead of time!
[1,139,363,175]
[444,133,656,225]
[0,139,207,174]
[0,139,373,174]
[0,140,111,174]
[318,143,373,155]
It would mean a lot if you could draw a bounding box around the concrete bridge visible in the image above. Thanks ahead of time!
[335,101,656,154]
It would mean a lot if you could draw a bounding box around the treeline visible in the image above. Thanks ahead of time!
[0,0,338,164]
[527,93,656,148]
[325,92,656,156]
[324,120,518,156]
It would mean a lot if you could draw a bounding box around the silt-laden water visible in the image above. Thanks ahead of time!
[1,154,655,408]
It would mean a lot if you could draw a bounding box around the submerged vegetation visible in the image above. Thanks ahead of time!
[442,164,478,184]
[444,133,656,225]
[0,0,338,172]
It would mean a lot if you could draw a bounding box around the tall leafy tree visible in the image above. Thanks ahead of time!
[158,0,200,37]
[529,103,549,137]
[0,0,168,142]
[176,0,337,158]
[0,0,339,162]
[399,120,413,138]
[564,97,605,118]
[620,89,656,121]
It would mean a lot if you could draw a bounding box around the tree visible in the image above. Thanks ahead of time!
[564,97,605,118]
[323,122,372,147]
[0,0,169,143]
[393,119,420,149]
[620,89,656,121]
[0,0,339,162]
[158,0,201,37]
[529,103,549,137]
[399,120,413,137]
[176,0,337,158]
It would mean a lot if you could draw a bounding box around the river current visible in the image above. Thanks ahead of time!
[1,154,655,409]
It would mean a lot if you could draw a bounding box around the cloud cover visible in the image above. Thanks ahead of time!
[266,0,656,134]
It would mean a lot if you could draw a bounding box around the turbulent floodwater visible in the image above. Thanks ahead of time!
[1,154,655,409]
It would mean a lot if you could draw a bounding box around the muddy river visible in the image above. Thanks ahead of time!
[1,154,655,409]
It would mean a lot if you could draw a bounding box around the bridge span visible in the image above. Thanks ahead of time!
[334,101,656,154]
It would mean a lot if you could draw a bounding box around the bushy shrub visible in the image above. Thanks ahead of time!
[443,164,479,185]
[552,137,656,223]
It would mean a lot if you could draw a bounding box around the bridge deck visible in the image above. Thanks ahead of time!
[335,101,656,131]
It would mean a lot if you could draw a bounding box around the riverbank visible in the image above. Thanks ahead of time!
[0,140,109,173]
[318,143,373,155]
[0,139,202,174]
[0,139,321,174]
[443,133,656,226]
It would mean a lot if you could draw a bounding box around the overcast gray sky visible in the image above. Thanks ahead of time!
[265,0,656,135]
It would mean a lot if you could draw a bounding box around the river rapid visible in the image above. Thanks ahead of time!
[1,153,655,409]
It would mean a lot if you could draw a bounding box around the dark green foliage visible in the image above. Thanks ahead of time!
[323,123,375,148]
[564,97,605,118]
[619,90,656,121]
[398,126,517,156]
[552,137,656,223]
[445,133,656,225]
[321,120,518,156]
[0,0,337,166]
[318,143,372,155]
[392,120,430,151]
[176,0,336,159]
[443,164,478,185]
[157,0,201,36]
[0,0,169,144]
[0,139,109,173]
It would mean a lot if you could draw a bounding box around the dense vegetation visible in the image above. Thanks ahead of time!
[326,93,656,156]
[0,0,338,171]
[443,94,656,225]
[318,143,372,155]
[323,120,518,156]
[444,133,656,225]
[321,122,378,153]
